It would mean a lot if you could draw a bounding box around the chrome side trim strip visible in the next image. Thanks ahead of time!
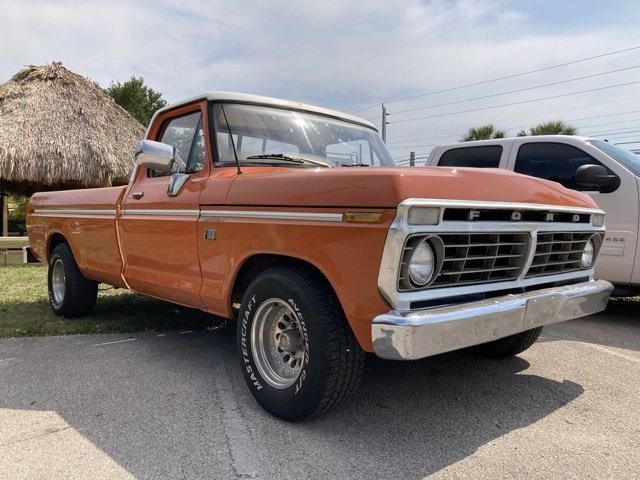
[35,207,343,222]
[33,209,116,217]
[121,209,200,216]
[200,210,343,222]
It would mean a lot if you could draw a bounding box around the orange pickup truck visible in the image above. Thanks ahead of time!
[27,93,612,421]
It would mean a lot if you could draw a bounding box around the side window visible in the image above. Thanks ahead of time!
[438,146,503,168]
[157,111,206,175]
[189,122,206,173]
[514,142,617,191]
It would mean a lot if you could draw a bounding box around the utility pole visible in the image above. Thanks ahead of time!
[381,104,389,142]
[409,151,415,167]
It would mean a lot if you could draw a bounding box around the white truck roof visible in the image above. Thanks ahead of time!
[151,92,376,130]
[434,135,595,150]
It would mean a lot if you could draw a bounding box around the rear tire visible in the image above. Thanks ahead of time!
[237,265,365,421]
[475,327,543,358]
[48,242,98,318]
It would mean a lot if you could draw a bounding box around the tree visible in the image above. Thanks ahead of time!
[102,76,167,126]
[460,124,505,141]
[7,195,28,235]
[517,120,577,137]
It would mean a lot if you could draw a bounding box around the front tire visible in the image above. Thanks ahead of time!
[474,327,543,358]
[48,242,98,318]
[237,266,364,421]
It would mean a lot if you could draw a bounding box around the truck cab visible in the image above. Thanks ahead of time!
[427,135,640,295]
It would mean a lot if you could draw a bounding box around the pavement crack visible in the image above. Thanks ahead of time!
[0,426,71,447]
[209,334,260,479]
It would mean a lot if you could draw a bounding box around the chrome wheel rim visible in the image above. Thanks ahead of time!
[250,298,306,389]
[51,258,66,305]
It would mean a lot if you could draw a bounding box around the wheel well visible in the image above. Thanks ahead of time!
[231,254,337,313]
[47,233,68,259]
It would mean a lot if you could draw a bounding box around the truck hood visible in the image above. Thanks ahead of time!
[224,166,598,209]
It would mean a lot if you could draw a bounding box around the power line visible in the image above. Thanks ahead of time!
[614,140,640,145]
[579,118,640,130]
[388,122,640,148]
[392,65,640,116]
[350,45,640,113]
[389,96,640,143]
[388,108,640,145]
[591,128,640,137]
[392,80,640,124]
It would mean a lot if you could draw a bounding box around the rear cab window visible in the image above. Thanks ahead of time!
[438,145,503,168]
[514,142,619,192]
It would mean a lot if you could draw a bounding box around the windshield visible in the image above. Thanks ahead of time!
[589,139,640,176]
[212,103,395,167]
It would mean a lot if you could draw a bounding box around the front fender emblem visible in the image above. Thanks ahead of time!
[204,227,216,240]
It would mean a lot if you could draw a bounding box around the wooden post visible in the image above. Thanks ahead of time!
[1,193,8,237]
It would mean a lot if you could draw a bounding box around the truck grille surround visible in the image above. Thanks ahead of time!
[379,200,607,311]
[398,230,603,291]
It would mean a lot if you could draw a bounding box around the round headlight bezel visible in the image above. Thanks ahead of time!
[581,237,595,268]
[403,235,444,289]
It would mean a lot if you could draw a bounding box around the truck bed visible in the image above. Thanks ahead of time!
[27,186,127,287]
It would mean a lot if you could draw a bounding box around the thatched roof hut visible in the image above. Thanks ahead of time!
[0,62,145,195]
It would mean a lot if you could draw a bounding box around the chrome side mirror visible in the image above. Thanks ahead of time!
[167,172,190,197]
[134,139,190,197]
[135,139,186,174]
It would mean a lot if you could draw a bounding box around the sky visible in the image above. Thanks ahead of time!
[2,0,640,163]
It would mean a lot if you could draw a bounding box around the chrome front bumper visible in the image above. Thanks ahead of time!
[372,279,612,360]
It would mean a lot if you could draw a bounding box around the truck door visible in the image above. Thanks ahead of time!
[118,101,211,307]
[508,139,634,285]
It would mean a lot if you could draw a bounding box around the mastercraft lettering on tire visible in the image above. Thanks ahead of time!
[26,92,612,421]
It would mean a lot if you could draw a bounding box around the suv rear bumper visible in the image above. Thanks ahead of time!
[372,279,612,360]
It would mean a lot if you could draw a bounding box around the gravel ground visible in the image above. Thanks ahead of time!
[0,304,638,479]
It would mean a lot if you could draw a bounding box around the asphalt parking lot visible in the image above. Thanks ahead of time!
[1,300,639,480]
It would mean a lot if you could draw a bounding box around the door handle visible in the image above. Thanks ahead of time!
[131,191,144,200]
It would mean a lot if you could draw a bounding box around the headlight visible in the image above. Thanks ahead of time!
[581,238,595,267]
[408,239,436,286]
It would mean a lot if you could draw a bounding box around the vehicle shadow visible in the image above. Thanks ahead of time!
[261,342,584,479]
[0,327,584,480]
[539,297,640,353]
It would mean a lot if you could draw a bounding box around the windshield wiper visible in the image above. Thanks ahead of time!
[340,163,370,167]
[245,153,330,168]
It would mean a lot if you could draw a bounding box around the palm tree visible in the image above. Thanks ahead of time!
[460,124,505,141]
[517,120,577,136]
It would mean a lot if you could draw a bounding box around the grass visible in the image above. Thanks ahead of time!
[0,264,220,338]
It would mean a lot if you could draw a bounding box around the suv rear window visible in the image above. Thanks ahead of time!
[438,145,503,168]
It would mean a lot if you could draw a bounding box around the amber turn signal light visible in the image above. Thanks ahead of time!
[344,212,383,223]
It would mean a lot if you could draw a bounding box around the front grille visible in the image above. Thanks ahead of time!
[399,232,529,290]
[526,231,602,278]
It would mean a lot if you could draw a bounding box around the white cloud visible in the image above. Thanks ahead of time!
[2,0,640,159]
